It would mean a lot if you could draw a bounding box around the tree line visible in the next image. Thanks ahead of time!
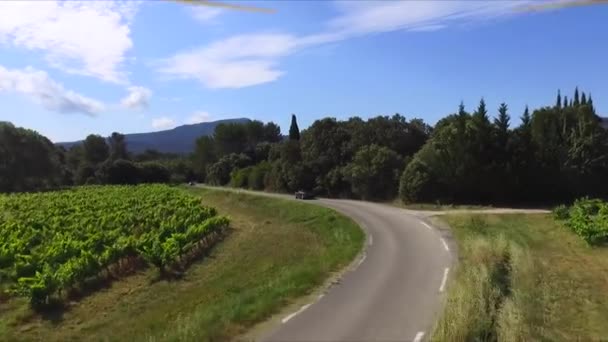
[1,87,605,205]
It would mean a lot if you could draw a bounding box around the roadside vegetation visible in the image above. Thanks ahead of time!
[433,214,608,341]
[554,198,608,245]
[0,187,363,341]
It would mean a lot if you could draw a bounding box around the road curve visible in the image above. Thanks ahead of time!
[259,197,455,342]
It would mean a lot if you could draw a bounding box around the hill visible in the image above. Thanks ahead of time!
[58,118,250,154]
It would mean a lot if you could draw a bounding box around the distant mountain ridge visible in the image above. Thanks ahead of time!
[58,118,250,154]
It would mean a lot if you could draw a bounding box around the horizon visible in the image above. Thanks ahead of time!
[1,1,607,142]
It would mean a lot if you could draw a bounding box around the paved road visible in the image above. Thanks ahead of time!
[258,197,455,342]
[198,186,547,341]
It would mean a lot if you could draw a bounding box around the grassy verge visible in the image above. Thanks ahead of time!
[389,199,491,211]
[433,214,608,341]
[0,187,363,341]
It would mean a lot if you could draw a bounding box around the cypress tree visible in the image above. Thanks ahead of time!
[574,87,580,106]
[458,101,467,117]
[289,114,300,141]
[564,96,569,107]
[588,94,595,112]
[581,92,587,105]
[521,105,531,128]
[495,103,510,133]
[474,98,489,121]
[556,89,562,108]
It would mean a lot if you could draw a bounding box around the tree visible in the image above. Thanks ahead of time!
[213,123,247,157]
[494,103,510,137]
[263,122,282,143]
[344,145,403,200]
[192,136,217,181]
[574,87,580,106]
[556,89,562,108]
[289,114,300,141]
[138,162,170,183]
[0,122,62,192]
[83,135,109,165]
[581,92,587,105]
[96,159,139,184]
[108,132,128,160]
[564,96,569,108]
[521,106,531,128]
[588,94,595,113]
[206,154,251,185]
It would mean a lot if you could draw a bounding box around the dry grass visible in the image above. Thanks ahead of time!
[433,214,608,341]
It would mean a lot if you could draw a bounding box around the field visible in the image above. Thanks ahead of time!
[432,214,608,341]
[0,185,228,307]
[0,187,363,341]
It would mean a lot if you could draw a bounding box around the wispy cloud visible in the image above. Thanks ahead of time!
[0,65,105,115]
[0,1,138,83]
[157,33,298,89]
[190,6,223,23]
[157,1,536,89]
[121,86,152,110]
[186,111,212,124]
[151,117,176,130]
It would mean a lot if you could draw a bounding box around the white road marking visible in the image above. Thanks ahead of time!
[440,238,450,252]
[439,268,449,292]
[413,331,425,342]
[357,254,367,266]
[318,294,325,300]
[421,221,433,230]
[282,303,311,324]
[368,234,373,246]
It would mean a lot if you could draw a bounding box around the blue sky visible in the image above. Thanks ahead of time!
[0,0,607,142]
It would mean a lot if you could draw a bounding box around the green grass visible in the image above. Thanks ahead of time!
[390,199,491,211]
[0,187,364,341]
[433,214,608,341]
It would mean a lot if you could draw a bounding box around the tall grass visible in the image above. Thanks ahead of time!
[433,214,608,341]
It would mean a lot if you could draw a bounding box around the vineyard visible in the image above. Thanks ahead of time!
[0,185,229,307]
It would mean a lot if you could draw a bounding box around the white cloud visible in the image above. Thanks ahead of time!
[152,117,176,130]
[157,1,537,89]
[0,65,105,115]
[157,33,298,89]
[0,1,138,83]
[190,7,223,23]
[186,111,212,124]
[121,86,152,110]
[328,1,535,36]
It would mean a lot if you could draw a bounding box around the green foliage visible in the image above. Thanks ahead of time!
[0,122,63,193]
[229,166,253,188]
[82,134,109,165]
[556,198,608,245]
[207,154,251,186]
[344,144,403,200]
[0,185,229,306]
[289,114,300,141]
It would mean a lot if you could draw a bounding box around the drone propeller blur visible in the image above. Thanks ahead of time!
[171,0,276,14]
[518,0,608,12]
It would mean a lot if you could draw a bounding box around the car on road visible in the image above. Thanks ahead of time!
[295,190,314,200]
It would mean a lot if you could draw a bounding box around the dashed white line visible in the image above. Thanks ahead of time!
[413,331,425,342]
[357,254,367,266]
[282,303,311,324]
[440,238,450,252]
[439,267,449,292]
[368,234,373,246]
[421,221,433,230]
[318,294,325,300]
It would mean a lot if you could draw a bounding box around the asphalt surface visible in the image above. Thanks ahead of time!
[258,197,455,342]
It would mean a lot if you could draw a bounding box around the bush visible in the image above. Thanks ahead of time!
[552,204,570,220]
[248,161,271,190]
[559,198,608,245]
[138,162,170,184]
[230,167,253,188]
